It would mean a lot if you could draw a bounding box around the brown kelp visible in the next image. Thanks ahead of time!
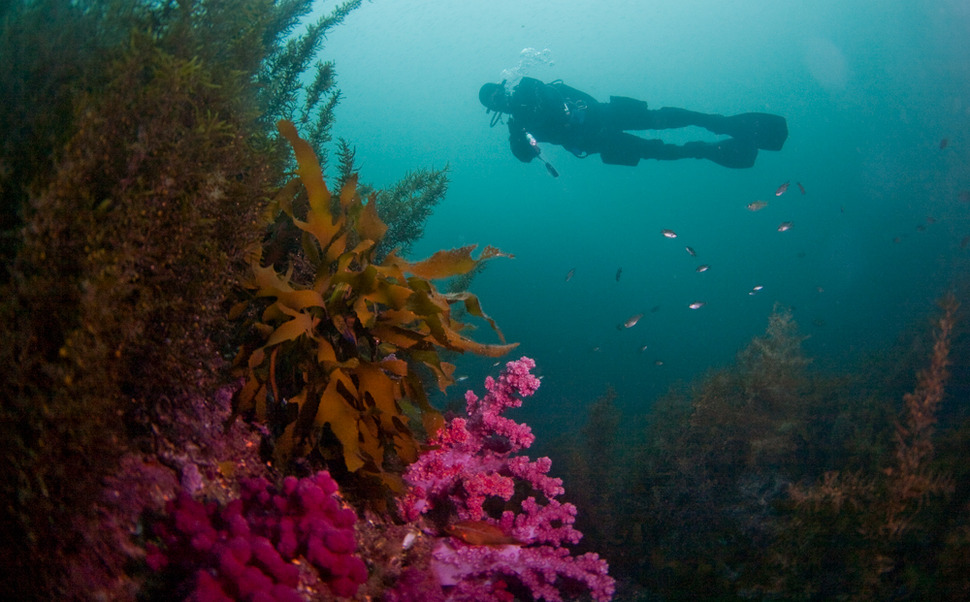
[232,120,515,495]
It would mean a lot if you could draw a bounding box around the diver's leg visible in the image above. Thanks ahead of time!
[598,132,644,166]
[642,107,709,129]
[604,101,724,131]
[596,131,758,168]
[637,137,758,169]
[650,108,788,151]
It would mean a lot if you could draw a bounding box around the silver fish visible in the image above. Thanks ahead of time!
[661,229,677,238]
[685,246,696,257]
[777,221,793,232]
[688,301,706,310]
[696,264,710,273]
[622,313,644,328]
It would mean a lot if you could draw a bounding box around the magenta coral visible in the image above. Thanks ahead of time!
[148,471,366,600]
[396,357,615,602]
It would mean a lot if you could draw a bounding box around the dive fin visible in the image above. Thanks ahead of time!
[714,113,788,151]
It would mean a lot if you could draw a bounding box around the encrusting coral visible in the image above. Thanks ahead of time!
[146,471,367,600]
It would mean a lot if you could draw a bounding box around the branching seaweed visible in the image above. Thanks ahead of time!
[374,167,450,260]
[259,0,362,165]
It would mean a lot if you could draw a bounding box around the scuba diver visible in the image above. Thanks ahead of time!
[479,78,788,175]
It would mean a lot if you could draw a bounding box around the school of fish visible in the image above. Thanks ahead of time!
[560,176,826,365]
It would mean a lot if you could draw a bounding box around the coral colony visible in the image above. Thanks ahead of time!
[396,357,616,601]
[145,358,614,601]
[146,472,367,600]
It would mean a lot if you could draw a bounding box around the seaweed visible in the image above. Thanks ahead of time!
[547,296,970,600]
[232,121,515,496]
[0,1,365,597]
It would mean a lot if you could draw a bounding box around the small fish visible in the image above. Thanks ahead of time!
[685,246,696,257]
[622,313,644,328]
[615,267,622,282]
[445,521,522,546]
[926,216,936,224]
[455,375,469,382]
[940,138,949,150]
[961,236,970,249]
[639,344,649,353]
[654,359,664,367]
[797,182,806,195]
[777,221,793,232]
[746,200,768,211]
[748,285,764,296]
[661,229,678,238]
[959,191,970,203]
[565,267,575,281]
[688,301,705,310]
[650,305,662,313]
[695,264,710,273]
[775,181,790,196]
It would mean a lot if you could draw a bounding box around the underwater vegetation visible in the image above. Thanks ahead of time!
[0,19,274,601]
[0,0,462,598]
[233,120,514,496]
[7,0,969,600]
[552,297,970,600]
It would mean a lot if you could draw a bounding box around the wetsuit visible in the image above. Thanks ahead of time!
[500,77,788,168]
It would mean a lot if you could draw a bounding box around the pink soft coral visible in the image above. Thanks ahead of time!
[396,357,615,602]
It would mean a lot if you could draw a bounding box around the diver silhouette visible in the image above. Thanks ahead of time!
[479,78,788,174]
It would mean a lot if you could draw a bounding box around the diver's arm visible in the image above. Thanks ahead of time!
[508,119,536,163]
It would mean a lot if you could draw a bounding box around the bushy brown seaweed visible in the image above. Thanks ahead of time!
[0,1,363,597]
[555,298,970,600]
[781,294,959,598]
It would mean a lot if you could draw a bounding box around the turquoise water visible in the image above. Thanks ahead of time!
[320,0,970,434]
